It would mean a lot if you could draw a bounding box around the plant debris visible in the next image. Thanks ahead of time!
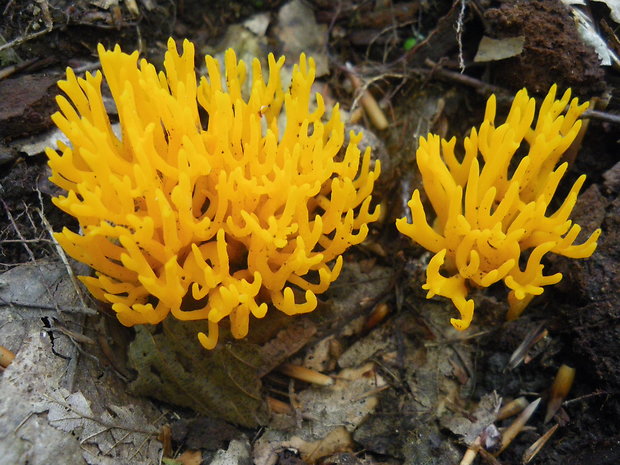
[1,1,619,464]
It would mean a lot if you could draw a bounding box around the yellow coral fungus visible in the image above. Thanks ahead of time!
[396,85,600,330]
[46,39,380,349]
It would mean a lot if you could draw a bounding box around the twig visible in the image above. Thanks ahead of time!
[2,199,37,263]
[425,329,492,347]
[14,412,35,433]
[345,64,391,130]
[45,325,96,345]
[348,70,407,115]
[423,59,505,95]
[105,430,132,455]
[80,426,111,444]
[129,433,152,460]
[0,299,97,315]
[3,0,16,15]
[0,27,53,53]
[583,109,620,125]
[0,57,40,80]
[0,238,54,244]
[563,389,610,406]
[1,199,71,317]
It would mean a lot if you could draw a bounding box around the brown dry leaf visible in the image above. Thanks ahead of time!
[256,319,318,377]
[176,450,202,465]
[253,362,386,465]
[287,426,353,462]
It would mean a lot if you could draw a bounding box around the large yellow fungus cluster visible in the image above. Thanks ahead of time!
[46,39,380,349]
[397,86,600,330]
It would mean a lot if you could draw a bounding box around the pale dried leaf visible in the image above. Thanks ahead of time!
[44,388,159,463]
[0,262,163,465]
[572,7,620,65]
[440,391,502,445]
[296,363,385,439]
[244,13,270,36]
[210,438,252,465]
[338,322,392,368]
[0,332,84,465]
[89,0,119,9]
[474,36,525,62]
[591,0,620,23]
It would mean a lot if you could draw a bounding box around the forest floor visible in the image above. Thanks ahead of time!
[1,1,619,465]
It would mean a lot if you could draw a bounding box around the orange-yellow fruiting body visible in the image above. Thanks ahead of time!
[396,85,600,330]
[46,39,380,349]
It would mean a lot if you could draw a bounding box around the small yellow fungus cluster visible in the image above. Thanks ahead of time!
[47,39,380,349]
[397,86,600,330]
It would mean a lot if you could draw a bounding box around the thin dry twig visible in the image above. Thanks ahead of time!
[423,59,505,95]
[345,64,390,130]
[2,199,37,263]
[0,300,97,315]
[345,67,408,118]
[563,389,610,406]
[0,57,40,80]
[0,29,52,53]
[0,238,53,244]
[583,109,620,125]
[424,329,492,347]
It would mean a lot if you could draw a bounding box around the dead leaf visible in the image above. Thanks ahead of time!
[0,262,164,465]
[210,438,252,465]
[440,391,502,445]
[570,7,620,65]
[287,427,353,462]
[591,0,620,23]
[244,13,271,36]
[128,314,318,427]
[337,321,392,369]
[128,320,269,427]
[474,36,525,62]
[176,450,202,465]
[45,388,159,461]
[295,363,386,438]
